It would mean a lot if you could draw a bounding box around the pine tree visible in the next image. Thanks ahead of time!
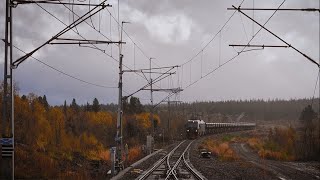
[92,98,100,112]
[63,100,67,115]
[86,102,92,112]
[43,95,49,110]
[299,105,316,126]
[71,98,79,112]
[21,95,27,101]
[130,96,143,114]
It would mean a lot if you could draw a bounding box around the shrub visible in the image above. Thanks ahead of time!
[127,146,142,164]
[201,139,238,161]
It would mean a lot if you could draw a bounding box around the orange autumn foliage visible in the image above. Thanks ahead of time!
[99,150,110,162]
[201,139,238,161]
[127,146,142,164]
[247,127,296,161]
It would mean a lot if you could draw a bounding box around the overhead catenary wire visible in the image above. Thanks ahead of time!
[311,69,320,107]
[12,44,117,89]
[219,31,222,66]
[133,43,136,70]
[183,0,286,90]
[109,11,112,57]
[227,8,320,12]
[88,0,96,29]
[232,4,320,67]
[181,0,245,67]
[239,12,249,42]
[58,0,111,41]
[34,2,167,101]
[36,2,155,86]
[103,2,172,93]
[105,7,162,68]
[13,0,109,67]
[58,1,168,92]
[252,0,255,37]
[71,0,80,34]
[200,50,203,78]
[98,0,101,32]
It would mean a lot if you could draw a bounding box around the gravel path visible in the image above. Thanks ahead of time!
[232,143,320,180]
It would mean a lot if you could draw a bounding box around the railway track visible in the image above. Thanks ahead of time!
[137,140,205,180]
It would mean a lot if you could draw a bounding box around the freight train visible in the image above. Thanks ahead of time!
[185,119,256,139]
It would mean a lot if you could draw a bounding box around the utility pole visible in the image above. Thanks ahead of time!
[168,98,170,135]
[115,52,123,172]
[114,21,129,174]
[163,99,181,140]
[121,64,180,153]
[149,58,155,137]
[0,1,113,178]
[1,0,14,179]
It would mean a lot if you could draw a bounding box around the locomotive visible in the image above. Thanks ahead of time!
[185,120,206,139]
[185,119,256,139]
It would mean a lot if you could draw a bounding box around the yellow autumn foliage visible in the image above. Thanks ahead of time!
[135,112,160,129]
[86,111,113,127]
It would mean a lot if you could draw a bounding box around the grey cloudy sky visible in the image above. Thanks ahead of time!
[0,0,319,105]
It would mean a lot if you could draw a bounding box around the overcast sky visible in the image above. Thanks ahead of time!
[0,0,319,105]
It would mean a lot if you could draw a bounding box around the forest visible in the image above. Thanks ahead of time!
[0,85,319,178]
[0,91,159,178]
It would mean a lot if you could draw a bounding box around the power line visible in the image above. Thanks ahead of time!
[238,12,249,42]
[181,0,245,67]
[105,7,162,68]
[183,0,286,91]
[226,8,320,12]
[12,44,117,89]
[58,0,112,41]
[35,2,155,87]
[56,1,167,89]
[51,2,168,98]
[311,69,320,106]
[13,0,109,67]
[232,4,319,67]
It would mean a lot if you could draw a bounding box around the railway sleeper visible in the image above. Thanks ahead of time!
[177,167,192,179]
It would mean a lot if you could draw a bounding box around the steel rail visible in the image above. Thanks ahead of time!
[138,140,185,180]
[183,149,205,180]
[165,141,187,179]
[165,140,194,180]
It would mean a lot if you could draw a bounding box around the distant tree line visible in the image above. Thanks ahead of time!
[158,98,319,122]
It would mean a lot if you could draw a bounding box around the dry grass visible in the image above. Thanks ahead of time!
[246,127,296,161]
[201,138,238,161]
[15,147,59,179]
[247,137,263,151]
[58,171,89,180]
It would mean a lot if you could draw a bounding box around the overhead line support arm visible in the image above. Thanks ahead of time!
[12,0,109,68]
[231,5,320,68]
[227,7,320,12]
[229,44,289,48]
[49,38,125,45]
[12,0,112,7]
